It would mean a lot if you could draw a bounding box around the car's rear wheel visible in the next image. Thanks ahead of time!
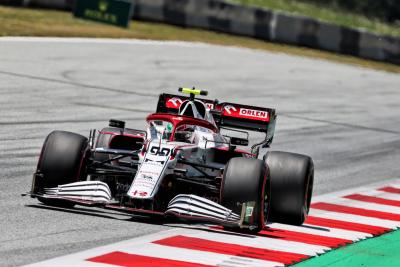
[221,157,269,233]
[265,151,314,225]
[34,131,89,208]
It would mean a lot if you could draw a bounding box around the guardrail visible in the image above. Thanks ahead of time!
[4,0,400,65]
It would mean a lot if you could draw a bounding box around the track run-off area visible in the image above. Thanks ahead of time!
[1,37,400,266]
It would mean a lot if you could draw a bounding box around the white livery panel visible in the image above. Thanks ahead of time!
[127,142,175,199]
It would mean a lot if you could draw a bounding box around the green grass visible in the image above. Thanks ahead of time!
[230,0,400,37]
[295,229,400,267]
[1,6,400,73]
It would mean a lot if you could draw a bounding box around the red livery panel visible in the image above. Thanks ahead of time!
[222,105,270,122]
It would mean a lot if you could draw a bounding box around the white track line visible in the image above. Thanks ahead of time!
[314,198,400,214]
[178,230,328,255]
[358,190,400,201]
[118,243,283,267]
[312,178,400,201]
[0,36,210,47]
[309,209,400,229]
[268,223,371,241]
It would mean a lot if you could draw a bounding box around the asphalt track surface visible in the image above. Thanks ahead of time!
[0,37,399,267]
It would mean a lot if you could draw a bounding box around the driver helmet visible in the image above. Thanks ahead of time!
[162,122,173,140]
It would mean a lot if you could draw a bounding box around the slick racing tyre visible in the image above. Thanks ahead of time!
[221,157,269,233]
[265,151,314,225]
[35,131,89,208]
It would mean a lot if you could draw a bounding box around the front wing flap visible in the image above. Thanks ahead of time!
[165,194,240,223]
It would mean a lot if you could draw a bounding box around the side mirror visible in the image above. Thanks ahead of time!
[230,137,249,146]
[109,119,125,129]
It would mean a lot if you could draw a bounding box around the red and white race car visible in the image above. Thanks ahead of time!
[26,88,314,233]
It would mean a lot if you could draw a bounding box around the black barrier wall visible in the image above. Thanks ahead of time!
[3,0,400,65]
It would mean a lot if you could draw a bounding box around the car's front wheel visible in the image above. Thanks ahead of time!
[33,131,89,207]
[220,157,269,233]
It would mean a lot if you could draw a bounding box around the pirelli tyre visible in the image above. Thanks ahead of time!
[34,131,89,207]
[265,151,314,225]
[221,157,269,233]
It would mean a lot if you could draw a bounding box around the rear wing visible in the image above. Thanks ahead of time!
[156,94,276,137]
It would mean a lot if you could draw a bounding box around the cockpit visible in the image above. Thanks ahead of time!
[148,120,173,141]
[146,88,219,144]
[147,116,217,144]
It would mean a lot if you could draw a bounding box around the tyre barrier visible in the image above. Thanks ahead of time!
[3,0,400,65]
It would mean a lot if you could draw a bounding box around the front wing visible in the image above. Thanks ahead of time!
[25,181,260,229]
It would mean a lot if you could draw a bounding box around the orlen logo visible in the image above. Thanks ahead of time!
[239,108,268,119]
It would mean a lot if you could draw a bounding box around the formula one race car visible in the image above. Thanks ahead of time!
[25,88,314,233]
